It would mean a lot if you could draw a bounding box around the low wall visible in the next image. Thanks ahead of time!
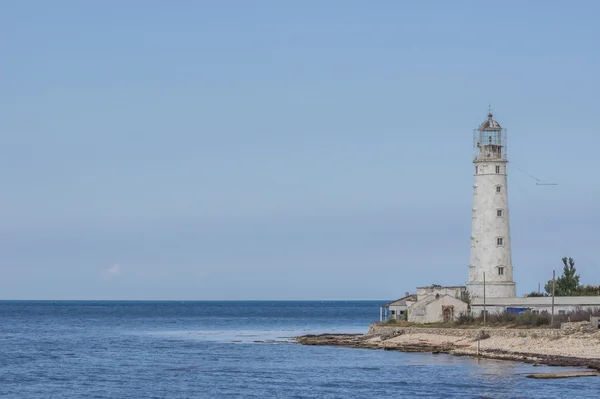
[368,324,564,339]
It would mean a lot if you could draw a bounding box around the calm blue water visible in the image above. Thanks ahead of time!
[1,301,598,398]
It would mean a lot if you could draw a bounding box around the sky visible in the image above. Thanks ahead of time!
[1,1,599,300]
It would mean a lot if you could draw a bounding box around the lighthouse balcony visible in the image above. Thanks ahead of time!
[473,154,507,162]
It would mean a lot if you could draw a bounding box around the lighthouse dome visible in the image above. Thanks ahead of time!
[478,112,502,131]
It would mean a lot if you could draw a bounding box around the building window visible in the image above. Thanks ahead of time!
[497,209,503,217]
[496,165,500,174]
[475,166,478,174]
[498,267,504,276]
[497,237,504,246]
[399,310,405,315]
[496,185,501,193]
[391,310,396,315]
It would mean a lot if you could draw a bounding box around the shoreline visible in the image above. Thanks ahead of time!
[295,322,600,373]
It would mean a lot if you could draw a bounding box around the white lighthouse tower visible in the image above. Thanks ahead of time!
[467,111,516,298]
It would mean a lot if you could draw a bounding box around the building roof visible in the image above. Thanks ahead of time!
[416,285,466,290]
[471,296,600,307]
[478,112,502,131]
[382,294,417,307]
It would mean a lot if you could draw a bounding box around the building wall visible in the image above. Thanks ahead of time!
[416,286,466,302]
[388,304,407,320]
[471,304,598,315]
[471,296,600,308]
[468,160,516,298]
[408,296,468,324]
[471,296,600,315]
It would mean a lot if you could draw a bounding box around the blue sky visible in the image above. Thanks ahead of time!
[1,1,599,299]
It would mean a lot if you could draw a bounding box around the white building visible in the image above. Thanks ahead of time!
[408,294,468,324]
[470,296,600,315]
[408,286,468,323]
[379,293,417,321]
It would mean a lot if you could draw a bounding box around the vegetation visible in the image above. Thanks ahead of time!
[379,307,600,329]
[461,291,472,312]
[525,291,548,297]
[571,285,600,296]
[541,257,600,296]
[519,256,600,296]
[454,309,553,327]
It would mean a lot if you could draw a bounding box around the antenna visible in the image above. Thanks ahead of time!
[513,165,558,186]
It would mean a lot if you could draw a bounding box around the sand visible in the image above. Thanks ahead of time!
[296,321,600,371]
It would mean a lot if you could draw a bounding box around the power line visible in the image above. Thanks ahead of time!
[512,178,530,198]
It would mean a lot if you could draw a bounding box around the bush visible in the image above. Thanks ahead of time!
[456,312,475,325]
[461,309,552,328]
[526,291,548,297]
[533,312,551,326]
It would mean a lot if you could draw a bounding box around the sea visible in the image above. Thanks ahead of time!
[0,300,598,398]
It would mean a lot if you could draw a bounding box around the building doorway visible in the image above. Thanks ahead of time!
[442,306,454,323]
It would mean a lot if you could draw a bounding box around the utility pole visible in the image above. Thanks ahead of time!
[483,272,487,325]
[551,270,556,326]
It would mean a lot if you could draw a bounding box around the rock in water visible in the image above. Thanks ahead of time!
[526,371,600,379]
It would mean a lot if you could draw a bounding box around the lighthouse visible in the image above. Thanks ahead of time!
[378,111,600,324]
[467,111,516,298]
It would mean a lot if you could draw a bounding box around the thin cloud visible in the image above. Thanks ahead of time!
[107,264,121,275]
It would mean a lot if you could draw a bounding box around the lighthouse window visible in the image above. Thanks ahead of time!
[497,209,503,217]
[497,237,504,246]
[496,185,501,193]
[498,267,504,276]
[495,165,500,174]
[475,166,478,174]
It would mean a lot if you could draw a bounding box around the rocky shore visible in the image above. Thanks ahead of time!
[296,321,600,372]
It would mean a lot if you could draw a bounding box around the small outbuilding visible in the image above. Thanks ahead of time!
[408,294,469,324]
[379,293,417,322]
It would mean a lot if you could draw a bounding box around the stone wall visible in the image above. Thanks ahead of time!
[368,324,564,338]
